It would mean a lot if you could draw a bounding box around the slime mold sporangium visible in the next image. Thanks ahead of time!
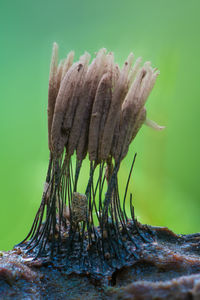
[18,43,164,281]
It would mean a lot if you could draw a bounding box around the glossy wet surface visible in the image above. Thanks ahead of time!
[1,224,200,299]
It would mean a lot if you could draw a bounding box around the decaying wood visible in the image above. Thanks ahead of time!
[1,225,200,299]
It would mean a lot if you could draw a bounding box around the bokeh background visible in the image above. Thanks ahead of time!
[1,0,200,251]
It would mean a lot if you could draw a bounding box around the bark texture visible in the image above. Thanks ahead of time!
[1,224,200,299]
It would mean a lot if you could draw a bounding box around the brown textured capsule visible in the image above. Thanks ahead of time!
[62,53,90,150]
[113,63,120,87]
[88,73,112,161]
[48,42,58,151]
[121,107,147,160]
[88,54,113,161]
[76,49,107,161]
[51,62,83,156]
[128,57,142,87]
[55,60,64,94]
[115,65,160,162]
[97,57,116,162]
[113,67,146,161]
[110,118,120,159]
[67,49,106,159]
[100,53,134,161]
[61,51,74,80]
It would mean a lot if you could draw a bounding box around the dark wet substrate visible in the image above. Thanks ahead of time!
[1,224,200,299]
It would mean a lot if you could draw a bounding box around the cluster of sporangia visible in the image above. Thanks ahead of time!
[20,43,163,278]
[48,43,162,163]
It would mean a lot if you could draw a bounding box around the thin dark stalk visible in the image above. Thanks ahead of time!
[123,153,137,222]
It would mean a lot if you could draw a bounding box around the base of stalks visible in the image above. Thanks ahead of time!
[17,153,154,282]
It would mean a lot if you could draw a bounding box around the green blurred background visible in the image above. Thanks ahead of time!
[0,0,200,251]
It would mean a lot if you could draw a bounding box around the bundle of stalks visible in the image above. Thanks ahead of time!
[18,43,164,279]
[48,43,163,163]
